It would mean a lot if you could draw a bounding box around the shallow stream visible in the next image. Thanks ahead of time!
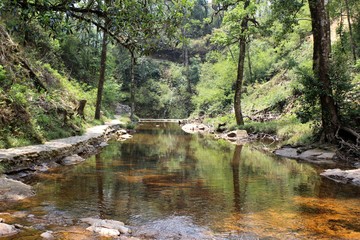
[1,122,360,239]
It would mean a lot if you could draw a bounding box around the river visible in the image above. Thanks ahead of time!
[1,122,360,239]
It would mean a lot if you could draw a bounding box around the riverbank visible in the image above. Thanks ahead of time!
[0,119,133,199]
[181,122,360,187]
[0,119,135,238]
[0,120,130,174]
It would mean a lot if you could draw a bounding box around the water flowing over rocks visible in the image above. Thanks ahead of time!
[321,168,360,186]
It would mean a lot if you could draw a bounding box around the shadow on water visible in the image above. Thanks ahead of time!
[2,122,360,239]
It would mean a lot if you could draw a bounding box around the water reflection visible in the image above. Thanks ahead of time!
[15,122,360,239]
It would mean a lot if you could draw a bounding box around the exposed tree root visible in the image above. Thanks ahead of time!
[335,126,360,162]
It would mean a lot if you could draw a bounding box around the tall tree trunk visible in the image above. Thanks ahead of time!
[344,0,357,62]
[234,0,250,126]
[130,52,136,120]
[234,37,246,126]
[247,44,253,83]
[95,30,108,120]
[308,0,340,142]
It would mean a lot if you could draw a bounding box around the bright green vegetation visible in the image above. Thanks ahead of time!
[0,0,359,152]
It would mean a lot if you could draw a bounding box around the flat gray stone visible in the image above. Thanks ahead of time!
[298,149,335,159]
[321,168,360,186]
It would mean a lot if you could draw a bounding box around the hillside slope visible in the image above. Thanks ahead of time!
[0,25,97,148]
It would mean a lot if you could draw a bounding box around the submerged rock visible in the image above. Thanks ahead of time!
[59,154,85,165]
[321,168,360,186]
[0,223,18,236]
[133,216,214,240]
[0,176,34,201]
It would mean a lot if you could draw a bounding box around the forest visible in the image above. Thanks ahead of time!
[0,0,359,158]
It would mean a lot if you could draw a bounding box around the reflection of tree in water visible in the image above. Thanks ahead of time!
[95,153,105,218]
[232,144,247,213]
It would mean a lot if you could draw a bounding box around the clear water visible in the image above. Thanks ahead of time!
[1,122,360,239]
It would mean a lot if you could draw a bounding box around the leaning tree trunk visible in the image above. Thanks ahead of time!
[130,52,136,120]
[308,0,340,142]
[234,0,250,126]
[95,30,108,120]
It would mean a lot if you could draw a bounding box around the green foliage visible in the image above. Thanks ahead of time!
[239,116,313,145]
[192,55,236,117]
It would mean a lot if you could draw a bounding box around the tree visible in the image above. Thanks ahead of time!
[4,0,191,120]
[308,0,340,142]
[213,0,258,125]
[270,0,341,142]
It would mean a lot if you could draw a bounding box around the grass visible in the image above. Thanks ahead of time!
[238,115,314,145]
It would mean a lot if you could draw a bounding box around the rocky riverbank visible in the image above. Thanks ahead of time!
[181,122,360,187]
[0,120,135,238]
[0,120,130,174]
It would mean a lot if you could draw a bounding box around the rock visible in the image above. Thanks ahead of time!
[0,223,18,236]
[121,134,133,140]
[236,130,248,139]
[227,131,237,138]
[40,231,54,239]
[274,148,299,159]
[34,164,50,172]
[99,142,109,147]
[321,168,360,186]
[298,149,336,160]
[0,177,35,201]
[81,218,131,234]
[227,130,248,139]
[118,129,128,135]
[115,104,131,116]
[86,226,120,237]
[181,123,211,134]
[60,154,85,165]
[275,147,336,165]
[197,124,207,130]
